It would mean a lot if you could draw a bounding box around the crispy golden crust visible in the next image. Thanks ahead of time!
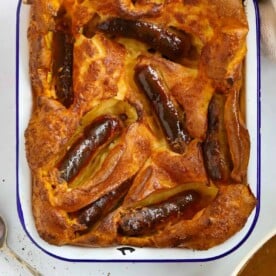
[118,184,256,249]
[26,0,256,249]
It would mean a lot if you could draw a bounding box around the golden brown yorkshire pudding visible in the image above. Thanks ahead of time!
[25,0,256,249]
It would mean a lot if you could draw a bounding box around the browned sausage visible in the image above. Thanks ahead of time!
[135,64,191,153]
[97,18,192,60]
[58,116,122,182]
[118,190,200,236]
[51,5,75,107]
[76,179,133,229]
[203,93,232,181]
[52,31,74,108]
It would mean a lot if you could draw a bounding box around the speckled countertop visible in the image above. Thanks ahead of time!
[1,1,276,275]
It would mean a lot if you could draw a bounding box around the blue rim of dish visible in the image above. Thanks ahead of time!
[16,0,261,263]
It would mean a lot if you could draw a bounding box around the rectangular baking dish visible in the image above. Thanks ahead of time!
[16,0,261,262]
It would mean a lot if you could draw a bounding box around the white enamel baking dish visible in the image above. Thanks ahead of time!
[16,0,261,262]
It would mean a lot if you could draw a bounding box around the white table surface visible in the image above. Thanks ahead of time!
[1,1,276,275]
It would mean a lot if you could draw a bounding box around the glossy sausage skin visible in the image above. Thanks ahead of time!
[135,65,191,153]
[118,190,200,236]
[52,31,74,108]
[203,93,232,181]
[77,179,133,228]
[58,116,122,182]
[97,18,192,60]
